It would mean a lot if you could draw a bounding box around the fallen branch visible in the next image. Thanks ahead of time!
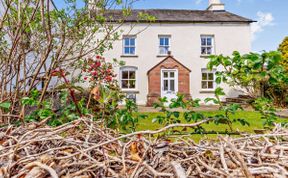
[1,118,288,177]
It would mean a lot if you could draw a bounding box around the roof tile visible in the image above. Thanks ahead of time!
[103,9,255,23]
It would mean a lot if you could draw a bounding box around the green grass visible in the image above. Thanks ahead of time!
[134,111,285,142]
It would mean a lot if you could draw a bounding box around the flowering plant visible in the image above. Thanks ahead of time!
[80,56,125,124]
[81,56,118,86]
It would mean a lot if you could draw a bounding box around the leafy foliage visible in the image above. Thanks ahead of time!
[0,102,11,112]
[208,51,288,107]
[278,36,288,71]
[115,99,147,132]
[152,92,250,135]
[91,84,124,128]
[21,90,90,127]
[153,94,207,134]
[252,97,278,126]
[205,87,249,131]
[207,51,288,126]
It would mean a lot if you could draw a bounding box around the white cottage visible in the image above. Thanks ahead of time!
[97,0,254,105]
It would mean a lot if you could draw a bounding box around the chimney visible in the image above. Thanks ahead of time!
[87,0,102,18]
[87,0,101,11]
[207,0,225,11]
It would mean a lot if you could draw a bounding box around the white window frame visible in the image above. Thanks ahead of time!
[201,35,214,55]
[119,66,138,91]
[158,35,171,55]
[123,36,136,55]
[201,68,216,90]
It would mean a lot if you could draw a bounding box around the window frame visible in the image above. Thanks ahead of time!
[123,35,136,56]
[200,35,214,56]
[201,68,216,91]
[119,66,138,91]
[158,35,171,55]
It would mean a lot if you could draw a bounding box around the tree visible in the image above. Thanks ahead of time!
[278,36,288,71]
[0,0,153,123]
[207,51,288,107]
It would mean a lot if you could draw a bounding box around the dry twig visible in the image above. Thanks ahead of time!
[1,118,288,177]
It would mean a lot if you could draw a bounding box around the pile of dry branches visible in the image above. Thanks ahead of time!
[1,118,288,178]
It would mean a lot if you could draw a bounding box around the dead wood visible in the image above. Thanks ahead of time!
[1,118,288,177]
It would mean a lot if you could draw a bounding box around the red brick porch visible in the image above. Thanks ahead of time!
[146,55,191,106]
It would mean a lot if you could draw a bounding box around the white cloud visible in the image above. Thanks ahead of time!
[251,11,274,41]
[195,0,203,5]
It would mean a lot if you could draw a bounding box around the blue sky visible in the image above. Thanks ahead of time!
[130,0,288,52]
[56,0,288,52]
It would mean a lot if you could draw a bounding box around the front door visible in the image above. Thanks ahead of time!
[161,69,178,102]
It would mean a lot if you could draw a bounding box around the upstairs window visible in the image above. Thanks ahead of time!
[120,66,137,90]
[159,35,171,55]
[123,36,136,55]
[201,35,214,55]
[201,69,215,90]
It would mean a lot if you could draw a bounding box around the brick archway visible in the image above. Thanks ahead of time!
[147,55,191,106]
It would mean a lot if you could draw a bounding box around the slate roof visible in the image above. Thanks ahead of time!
[103,9,255,23]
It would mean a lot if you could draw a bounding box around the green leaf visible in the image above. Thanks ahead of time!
[173,111,180,118]
[0,102,11,109]
[215,77,222,84]
[204,98,219,104]
[21,97,37,106]
[215,87,225,96]
[38,109,54,119]
[236,118,250,126]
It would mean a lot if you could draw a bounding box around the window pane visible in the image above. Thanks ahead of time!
[122,71,129,79]
[207,38,212,46]
[129,80,136,89]
[130,38,135,46]
[164,46,169,53]
[160,46,168,54]
[201,47,206,55]
[208,73,214,80]
[130,47,135,54]
[202,81,207,89]
[206,47,212,54]
[124,38,130,46]
[170,72,175,78]
[124,47,130,54]
[160,38,164,46]
[164,80,168,91]
[208,81,214,89]
[164,72,168,78]
[165,38,169,46]
[202,73,207,80]
[122,80,128,88]
[159,47,164,54]
[201,38,206,46]
[170,80,175,91]
[129,71,136,79]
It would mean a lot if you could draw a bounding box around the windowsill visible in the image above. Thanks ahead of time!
[157,55,169,58]
[121,55,138,58]
[200,55,213,58]
[200,90,215,94]
[121,89,139,93]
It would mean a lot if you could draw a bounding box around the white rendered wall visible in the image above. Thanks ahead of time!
[100,22,252,105]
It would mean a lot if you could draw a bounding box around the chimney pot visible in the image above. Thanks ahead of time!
[207,0,225,11]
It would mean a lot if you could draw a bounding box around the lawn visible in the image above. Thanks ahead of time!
[134,111,285,142]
